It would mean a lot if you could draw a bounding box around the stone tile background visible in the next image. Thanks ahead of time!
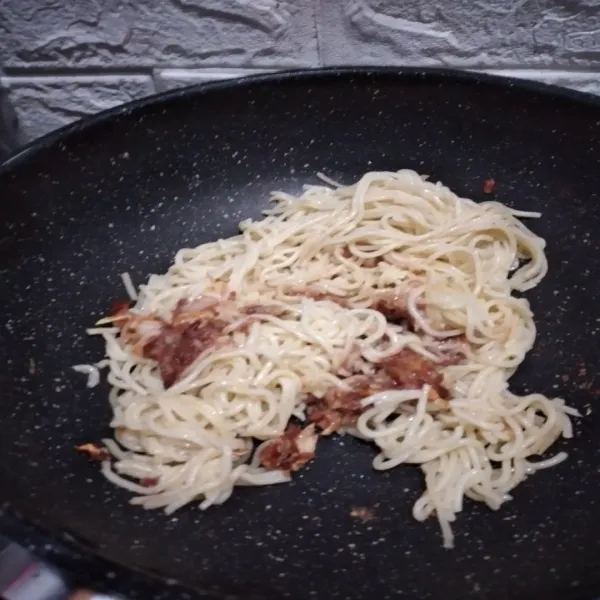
[1,0,599,142]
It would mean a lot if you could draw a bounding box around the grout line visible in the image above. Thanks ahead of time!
[1,65,313,77]
[2,66,155,77]
[473,68,600,77]
[3,75,155,85]
[314,0,323,68]
[3,65,600,80]
[154,67,273,76]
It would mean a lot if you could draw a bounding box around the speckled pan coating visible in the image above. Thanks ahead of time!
[1,68,600,600]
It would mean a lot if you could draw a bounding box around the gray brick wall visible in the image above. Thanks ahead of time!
[1,0,599,143]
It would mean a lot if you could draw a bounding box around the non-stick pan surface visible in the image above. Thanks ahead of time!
[1,68,600,600]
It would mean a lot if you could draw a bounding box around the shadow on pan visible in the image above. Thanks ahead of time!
[1,68,600,600]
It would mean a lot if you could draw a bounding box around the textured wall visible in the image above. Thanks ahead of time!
[1,0,599,142]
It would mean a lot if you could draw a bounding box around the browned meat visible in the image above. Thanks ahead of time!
[144,317,228,388]
[75,443,110,462]
[110,296,234,388]
[311,347,454,433]
[113,297,220,339]
[483,178,497,194]
[362,256,384,268]
[287,286,349,308]
[371,292,413,324]
[172,297,221,325]
[306,405,344,435]
[109,299,131,316]
[307,372,397,434]
[370,290,427,330]
[380,348,449,400]
[240,304,287,317]
[350,506,375,521]
[141,477,159,487]
[259,425,318,472]
[340,245,353,259]
[118,314,166,357]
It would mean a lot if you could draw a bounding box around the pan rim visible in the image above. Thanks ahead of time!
[2,65,600,175]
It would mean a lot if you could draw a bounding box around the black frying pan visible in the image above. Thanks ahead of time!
[1,68,600,600]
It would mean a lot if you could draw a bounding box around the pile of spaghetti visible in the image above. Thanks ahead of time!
[77,170,578,548]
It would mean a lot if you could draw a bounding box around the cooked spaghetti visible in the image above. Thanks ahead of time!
[79,170,578,548]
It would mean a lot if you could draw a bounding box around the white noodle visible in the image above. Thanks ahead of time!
[121,271,138,300]
[72,364,101,388]
[81,170,577,547]
[316,172,343,187]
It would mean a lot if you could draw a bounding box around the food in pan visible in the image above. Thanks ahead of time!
[77,170,578,548]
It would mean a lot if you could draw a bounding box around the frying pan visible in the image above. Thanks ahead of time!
[1,68,600,600]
